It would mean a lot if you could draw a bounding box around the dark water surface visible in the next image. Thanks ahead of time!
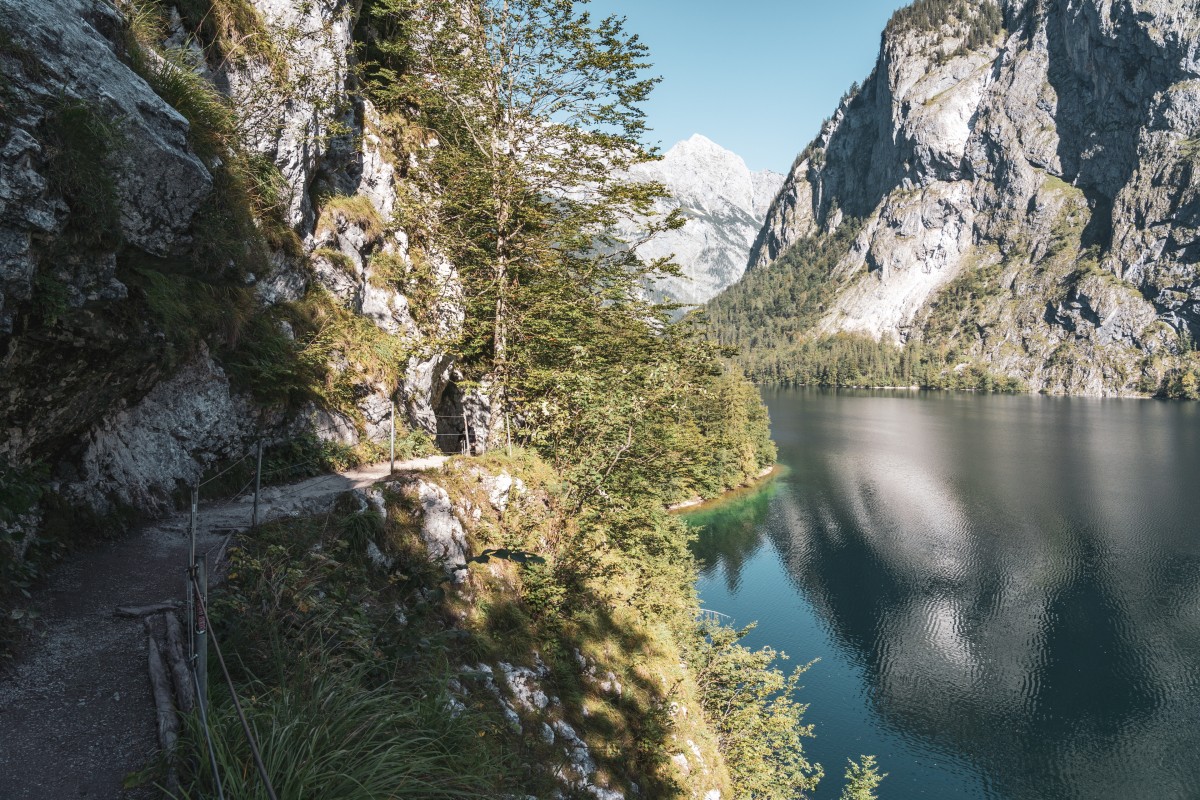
[689,388,1200,800]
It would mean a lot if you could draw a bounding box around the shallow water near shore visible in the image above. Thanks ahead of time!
[688,387,1200,800]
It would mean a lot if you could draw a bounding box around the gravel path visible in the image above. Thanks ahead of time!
[0,457,447,800]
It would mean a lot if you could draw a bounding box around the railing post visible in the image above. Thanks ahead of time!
[187,487,197,662]
[194,557,208,715]
[390,402,396,473]
[251,439,263,529]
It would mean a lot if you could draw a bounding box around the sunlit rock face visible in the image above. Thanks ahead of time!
[740,0,1200,395]
[623,134,782,306]
[0,0,472,512]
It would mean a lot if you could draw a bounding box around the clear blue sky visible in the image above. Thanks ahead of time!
[586,0,911,173]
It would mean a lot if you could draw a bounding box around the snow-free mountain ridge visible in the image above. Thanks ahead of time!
[715,0,1200,396]
[625,134,782,306]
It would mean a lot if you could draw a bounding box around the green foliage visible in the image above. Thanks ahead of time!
[177,667,508,800]
[121,262,258,368]
[709,223,1028,392]
[840,755,887,800]
[1162,352,1200,399]
[176,510,515,798]
[38,98,122,250]
[172,0,277,66]
[361,0,677,395]
[887,0,1003,52]
[686,623,823,799]
[317,194,386,240]
[739,332,1025,392]
[706,220,865,365]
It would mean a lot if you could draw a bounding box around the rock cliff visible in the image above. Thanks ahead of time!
[0,0,486,516]
[727,0,1200,395]
[624,134,781,306]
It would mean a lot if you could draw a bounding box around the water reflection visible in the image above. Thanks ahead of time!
[695,389,1200,800]
[688,482,776,592]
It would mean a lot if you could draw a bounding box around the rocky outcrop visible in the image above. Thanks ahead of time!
[0,0,215,472]
[68,348,257,514]
[0,0,477,517]
[624,134,782,306]
[738,0,1200,395]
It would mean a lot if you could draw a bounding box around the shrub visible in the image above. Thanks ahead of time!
[686,622,823,799]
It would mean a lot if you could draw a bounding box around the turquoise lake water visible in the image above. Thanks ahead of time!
[689,388,1200,800]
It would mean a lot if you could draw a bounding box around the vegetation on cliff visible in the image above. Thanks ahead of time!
[104,0,839,798]
[1,0,886,795]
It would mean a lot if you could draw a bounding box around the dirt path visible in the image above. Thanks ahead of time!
[0,456,447,800]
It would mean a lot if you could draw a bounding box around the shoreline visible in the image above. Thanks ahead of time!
[668,464,782,514]
[758,383,1170,399]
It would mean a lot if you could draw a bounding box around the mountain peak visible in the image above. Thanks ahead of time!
[622,135,785,306]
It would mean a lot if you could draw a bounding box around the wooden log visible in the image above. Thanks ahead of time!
[144,613,166,640]
[214,532,235,571]
[163,612,195,714]
[115,601,180,618]
[146,630,180,790]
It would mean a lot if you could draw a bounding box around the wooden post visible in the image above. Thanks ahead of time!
[251,439,263,529]
[389,402,396,473]
[505,412,512,458]
[462,408,472,456]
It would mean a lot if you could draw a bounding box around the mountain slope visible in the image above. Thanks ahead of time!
[625,134,782,306]
[712,0,1200,396]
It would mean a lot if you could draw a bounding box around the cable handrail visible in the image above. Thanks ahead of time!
[198,451,253,488]
[191,661,226,800]
[189,573,279,800]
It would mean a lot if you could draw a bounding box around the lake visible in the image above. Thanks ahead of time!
[689,388,1200,800]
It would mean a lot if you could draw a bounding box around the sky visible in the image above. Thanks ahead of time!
[585,0,911,173]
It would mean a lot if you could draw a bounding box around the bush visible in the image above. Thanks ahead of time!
[686,622,823,799]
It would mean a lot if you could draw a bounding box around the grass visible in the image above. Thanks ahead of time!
[39,98,122,249]
[1041,172,1080,196]
[171,506,521,797]
[175,456,742,798]
[1179,137,1200,161]
[172,0,280,68]
[175,666,511,799]
[317,194,386,240]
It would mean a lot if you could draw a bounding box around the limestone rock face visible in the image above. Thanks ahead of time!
[623,134,782,306]
[0,0,214,472]
[0,0,475,517]
[739,0,1200,395]
[69,350,257,514]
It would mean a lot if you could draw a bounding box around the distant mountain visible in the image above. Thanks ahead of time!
[711,0,1200,397]
[624,134,782,306]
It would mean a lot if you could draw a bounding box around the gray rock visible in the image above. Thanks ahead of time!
[414,479,468,575]
[67,349,254,513]
[737,0,1200,396]
[621,135,782,306]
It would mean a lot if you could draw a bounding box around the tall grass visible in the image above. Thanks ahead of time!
[175,666,511,799]
[170,508,519,798]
